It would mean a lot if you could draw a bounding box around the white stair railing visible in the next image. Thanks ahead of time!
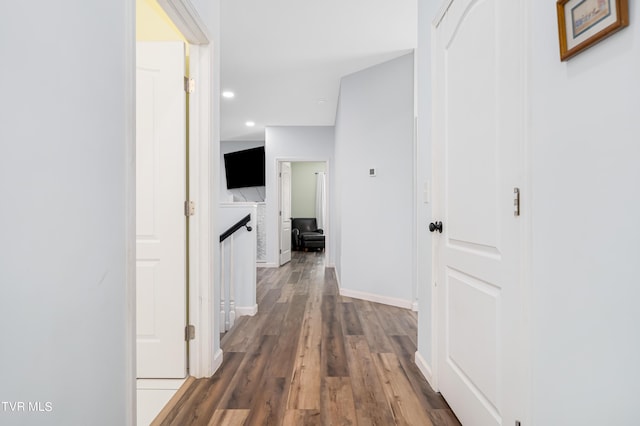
[219,214,251,332]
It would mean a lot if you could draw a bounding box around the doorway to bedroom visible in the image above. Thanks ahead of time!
[279,161,329,266]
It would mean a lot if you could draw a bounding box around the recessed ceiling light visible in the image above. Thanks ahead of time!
[245,121,255,127]
[222,91,235,99]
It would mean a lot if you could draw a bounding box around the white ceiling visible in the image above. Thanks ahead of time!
[220,0,418,141]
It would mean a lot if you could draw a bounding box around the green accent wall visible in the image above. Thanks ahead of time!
[291,162,326,219]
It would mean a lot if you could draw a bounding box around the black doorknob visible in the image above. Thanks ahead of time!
[429,221,443,233]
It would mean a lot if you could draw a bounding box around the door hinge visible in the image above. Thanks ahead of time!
[184,77,195,93]
[184,200,195,217]
[513,188,520,217]
[185,325,195,341]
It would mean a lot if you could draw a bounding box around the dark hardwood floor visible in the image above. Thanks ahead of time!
[154,251,460,425]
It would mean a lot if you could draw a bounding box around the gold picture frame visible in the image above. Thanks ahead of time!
[557,0,629,61]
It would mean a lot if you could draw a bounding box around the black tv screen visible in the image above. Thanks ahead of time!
[224,147,265,189]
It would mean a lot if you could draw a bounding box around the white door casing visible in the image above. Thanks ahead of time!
[433,0,525,425]
[280,161,292,265]
[136,41,187,379]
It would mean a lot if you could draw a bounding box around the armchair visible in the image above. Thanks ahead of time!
[291,218,325,251]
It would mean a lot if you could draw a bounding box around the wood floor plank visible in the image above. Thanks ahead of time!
[287,270,302,284]
[389,335,452,411]
[428,409,463,426]
[220,335,278,409]
[344,335,396,426]
[372,303,411,336]
[341,302,364,335]
[267,294,308,378]
[242,377,287,426]
[160,379,210,426]
[355,302,394,353]
[260,302,289,335]
[258,288,283,313]
[287,284,323,410]
[283,409,321,425]
[372,352,435,426]
[207,409,249,426]
[150,377,196,426]
[176,352,248,425]
[321,295,349,377]
[321,377,358,426]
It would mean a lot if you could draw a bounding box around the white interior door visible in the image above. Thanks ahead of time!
[433,0,525,425]
[136,41,187,379]
[280,161,292,265]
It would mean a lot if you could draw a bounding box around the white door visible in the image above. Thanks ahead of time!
[280,161,292,265]
[433,0,525,425]
[136,42,187,379]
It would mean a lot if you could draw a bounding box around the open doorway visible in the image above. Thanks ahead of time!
[279,160,329,266]
[135,1,190,423]
[133,0,216,424]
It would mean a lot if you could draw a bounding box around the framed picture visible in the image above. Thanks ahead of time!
[556,0,629,61]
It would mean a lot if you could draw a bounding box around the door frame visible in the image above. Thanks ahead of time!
[428,0,532,422]
[278,160,292,266]
[277,158,331,264]
[125,0,218,423]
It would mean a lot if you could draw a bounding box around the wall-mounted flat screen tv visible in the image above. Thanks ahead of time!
[224,146,265,189]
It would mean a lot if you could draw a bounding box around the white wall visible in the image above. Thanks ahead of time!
[220,140,265,202]
[265,126,335,266]
[334,53,415,305]
[0,1,221,424]
[530,1,640,423]
[291,161,327,218]
[0,3,130,425]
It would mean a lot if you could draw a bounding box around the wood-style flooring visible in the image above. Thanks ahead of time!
[154,251,460,426]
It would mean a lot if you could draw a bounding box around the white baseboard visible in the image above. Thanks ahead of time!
[236,305,258,317]
[339,287,413,310]
[415,350,436,391]
[257,262,278,268]
[328,266,340,288]
[136,378,187,390]
[212,349,224,375]
[412,300,419,312]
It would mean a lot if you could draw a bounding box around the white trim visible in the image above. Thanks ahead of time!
[339,287,413,310]
[332,266,341,289]
[137,378,187,390]
[236,305,258,317]
[212,349,224,374]
[415,351,436,391]
[520,0,533,423]
[129,0,215,395]
[257,262,278,268]
[187,43,215,378]
[429,9,441,397]
[412,114,419,316]
[124,0,137,423]
[157,0,209,44]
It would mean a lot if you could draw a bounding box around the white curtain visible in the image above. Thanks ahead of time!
[315,172,326,230]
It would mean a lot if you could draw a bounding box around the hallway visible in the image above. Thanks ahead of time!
[154,252,460,425]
